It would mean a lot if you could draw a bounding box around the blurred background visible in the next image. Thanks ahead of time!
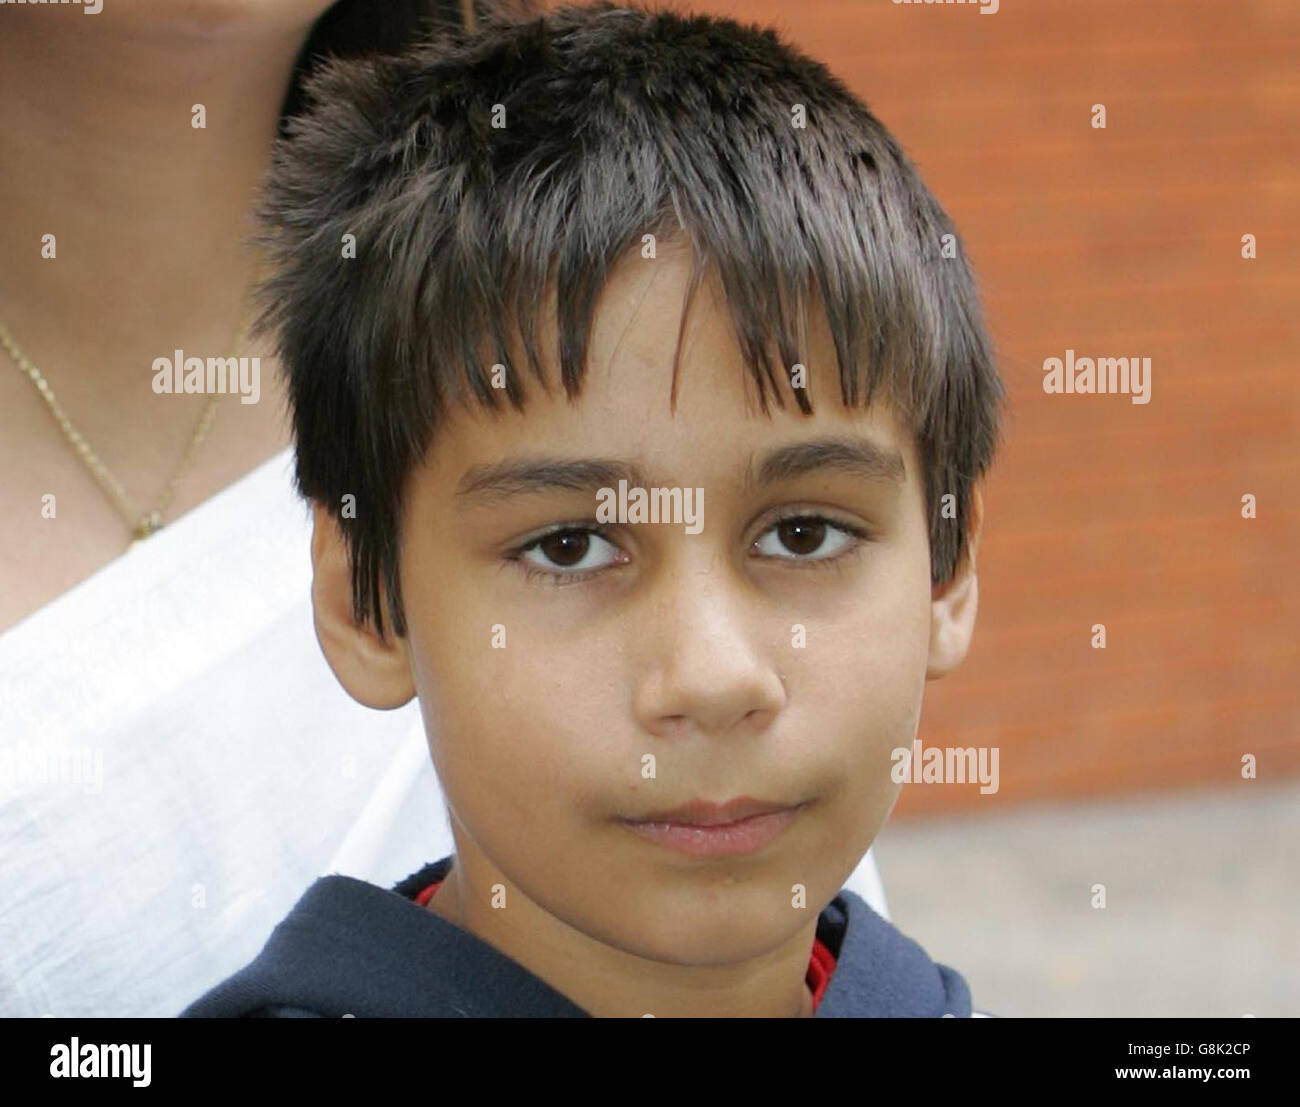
[634,0,1299,1015]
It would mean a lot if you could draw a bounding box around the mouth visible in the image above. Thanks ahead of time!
[619,797,807,858]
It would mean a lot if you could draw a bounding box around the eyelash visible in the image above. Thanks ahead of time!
[506,512,872,587]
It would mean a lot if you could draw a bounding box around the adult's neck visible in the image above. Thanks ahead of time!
[0,10,317,387]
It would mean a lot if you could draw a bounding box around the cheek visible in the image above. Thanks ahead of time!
[811,627,926,804]
[405,595,622,835]
[818,545,932,725]
[800,546,932,824]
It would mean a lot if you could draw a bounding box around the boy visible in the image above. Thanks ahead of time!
[183,0,1004,1017]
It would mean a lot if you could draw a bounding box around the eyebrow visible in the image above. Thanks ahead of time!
[454,435,906,507]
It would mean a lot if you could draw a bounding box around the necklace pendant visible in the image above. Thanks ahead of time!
[132,510,165,542]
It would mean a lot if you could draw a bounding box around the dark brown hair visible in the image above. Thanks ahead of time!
[256,0,1005,638]
[279,0,478,132]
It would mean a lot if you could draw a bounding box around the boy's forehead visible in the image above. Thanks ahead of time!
[428,247,920,495]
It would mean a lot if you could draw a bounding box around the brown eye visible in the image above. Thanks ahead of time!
[514,526,624,582]
[536,529,590,567]
[776,518,826,557]
[752,514,864,563]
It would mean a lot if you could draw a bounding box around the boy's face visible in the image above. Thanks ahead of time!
[315,243,980,1015]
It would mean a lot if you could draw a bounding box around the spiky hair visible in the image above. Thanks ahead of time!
[252,0,1005,638]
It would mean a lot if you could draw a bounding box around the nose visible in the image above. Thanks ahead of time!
[630,546,787,738]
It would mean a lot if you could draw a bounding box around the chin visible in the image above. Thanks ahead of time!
[605,887,808,967]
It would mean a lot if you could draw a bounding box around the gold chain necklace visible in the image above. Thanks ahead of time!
[1,311,248,547]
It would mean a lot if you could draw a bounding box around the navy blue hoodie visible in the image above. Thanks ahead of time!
[181,855,980,1017]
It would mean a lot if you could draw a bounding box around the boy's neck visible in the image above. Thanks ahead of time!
[423,851,821,1018]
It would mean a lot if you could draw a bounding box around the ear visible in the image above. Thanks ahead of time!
[926,486,984,680]
[310,502,416,709]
